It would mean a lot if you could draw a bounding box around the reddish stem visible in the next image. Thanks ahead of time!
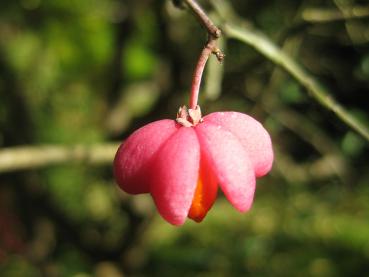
[189,45,213,109]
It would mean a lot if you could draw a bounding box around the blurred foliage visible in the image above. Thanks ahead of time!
[0,0,369,276]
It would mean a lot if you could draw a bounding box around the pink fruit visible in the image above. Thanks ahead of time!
[114,110,273,226]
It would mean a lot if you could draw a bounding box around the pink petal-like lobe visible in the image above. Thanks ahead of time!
[195,122,256,212]
[150,127,200,226]
[114,119,178,194]
[204,112,273,177]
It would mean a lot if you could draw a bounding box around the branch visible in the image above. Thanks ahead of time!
[211,0,369,142]
[180,0,225,109]
[0,143,119,173]
[184,0,221,39]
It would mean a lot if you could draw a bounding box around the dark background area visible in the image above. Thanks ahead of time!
[1,0,369,276]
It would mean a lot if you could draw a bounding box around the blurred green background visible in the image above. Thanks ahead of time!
[1,0,369,276]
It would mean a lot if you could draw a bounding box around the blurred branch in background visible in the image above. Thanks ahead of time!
[0,144,118,173]
[302,5,369,23]
[248,37,353,184]
[273,148,348,184]
[211,0,369,143]
[333,0,369,45]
